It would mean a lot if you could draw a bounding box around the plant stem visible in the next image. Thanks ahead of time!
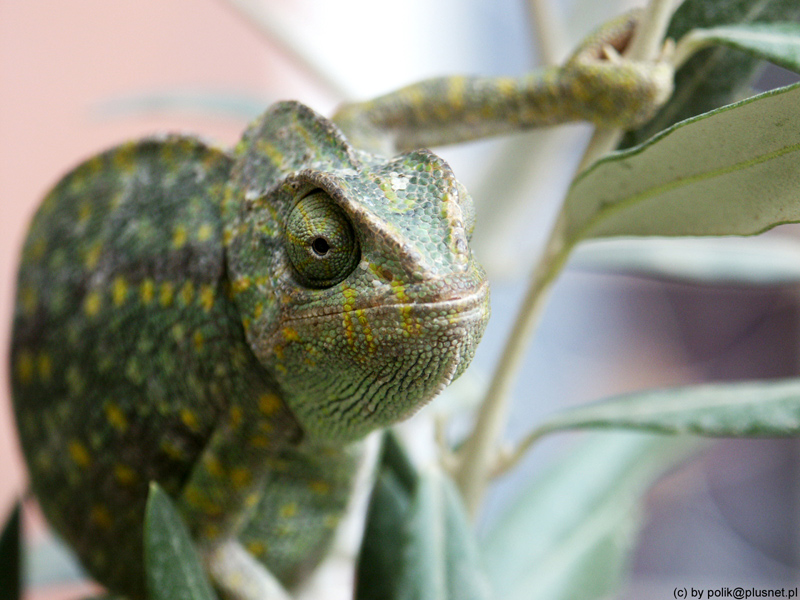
[453,0,680,517]
[454,212,571,516]
[528,0,567,67]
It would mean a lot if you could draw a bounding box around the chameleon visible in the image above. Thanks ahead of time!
[9,9,673,600]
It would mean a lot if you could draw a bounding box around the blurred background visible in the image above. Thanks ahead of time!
[2,0,800,598]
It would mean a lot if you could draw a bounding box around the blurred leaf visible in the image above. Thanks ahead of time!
[144,483,218,600]
[680,23,800,73]
[356,433,492,600]
[533,378,800,438]
[96,90,267,121]
[399,468,493,600]
[565,83,800,244]
[624,0,800,148]
[569,236,800,285]
[356,432,418,600]
[484,433,699,600]
[0,503,20,600]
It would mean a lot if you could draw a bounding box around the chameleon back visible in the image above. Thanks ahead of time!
[9,136,331,596]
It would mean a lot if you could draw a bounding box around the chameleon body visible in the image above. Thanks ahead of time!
[10,9,673,600]
[11,103,489,598]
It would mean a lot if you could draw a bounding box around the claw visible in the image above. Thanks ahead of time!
[601,43,623,63]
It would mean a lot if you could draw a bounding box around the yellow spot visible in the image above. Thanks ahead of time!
[104,402,128,433]
[282,327,299,342]
[185,486,205,507]
[84,243,102,269]
[20,286,37,315]
[90,505,113,530]
[140,279,155,304]
[245,493,260,508]
[203,524,221,539]
[36,353,51,381]
[112,141,137,173]
[180,281,194,305]
[197,223,214,242]
[230,468,252,489]
[279,503,297,519]
[199,285,215,312]
[203,455,225,478]
[28,237,47,262]
[172,225,188,249]
[68,440,91,468]
[171,323,185,342]
[257,420,273,434]
[83,291,102,317]
[78,201,92,224]
[258,393,281,416]
[15,351,34,385]
[180,408,200,432]
[249,435,270,449]
[159,282,174,307]
[114,464,137,486]
[161,439,186,461]
[253,303,264,319]
[112,276,128,306]
[229,406,242,428]
[193,330,204,351]
[232,277,251,295]
[246,541,267,557]
[309,481,330,495]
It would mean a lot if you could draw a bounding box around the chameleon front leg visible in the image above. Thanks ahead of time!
[332,10,674,154]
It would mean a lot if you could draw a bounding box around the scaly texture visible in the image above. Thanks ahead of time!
[11,104,489,599]
[332,10,674,154]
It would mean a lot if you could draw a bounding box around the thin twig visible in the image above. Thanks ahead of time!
[454,212,571,516]
[528,0,567,67]
[219,0,353,100]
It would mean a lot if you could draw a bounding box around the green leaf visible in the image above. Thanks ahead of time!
[356,473,415,600]
[483,433,699,600]
[680,23,800,73]
[533,378,800,438]
[0,503,20,600]
[564,83,800,245]
[356,434,492,600]
[569,236,800,285]
[356,432,419,600]
[144,483,218,600]
[624,0,800,148]
[399,468,493,600]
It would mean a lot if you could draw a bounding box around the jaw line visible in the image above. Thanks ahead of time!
[282,279,489,325]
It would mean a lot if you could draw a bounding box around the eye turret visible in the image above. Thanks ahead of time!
[285,190,360,288]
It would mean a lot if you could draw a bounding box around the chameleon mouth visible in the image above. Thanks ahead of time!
[283,278,490,324]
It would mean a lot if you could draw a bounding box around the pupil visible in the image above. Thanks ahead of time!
[311,237,330,256]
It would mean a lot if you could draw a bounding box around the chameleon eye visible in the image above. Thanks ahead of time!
[285,190,360,288]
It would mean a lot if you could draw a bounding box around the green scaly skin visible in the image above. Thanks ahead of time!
[10,9,673,600]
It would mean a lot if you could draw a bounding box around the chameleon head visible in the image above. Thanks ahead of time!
[224,101,489,443]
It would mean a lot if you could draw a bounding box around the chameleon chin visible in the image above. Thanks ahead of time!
[10,100,489,598]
